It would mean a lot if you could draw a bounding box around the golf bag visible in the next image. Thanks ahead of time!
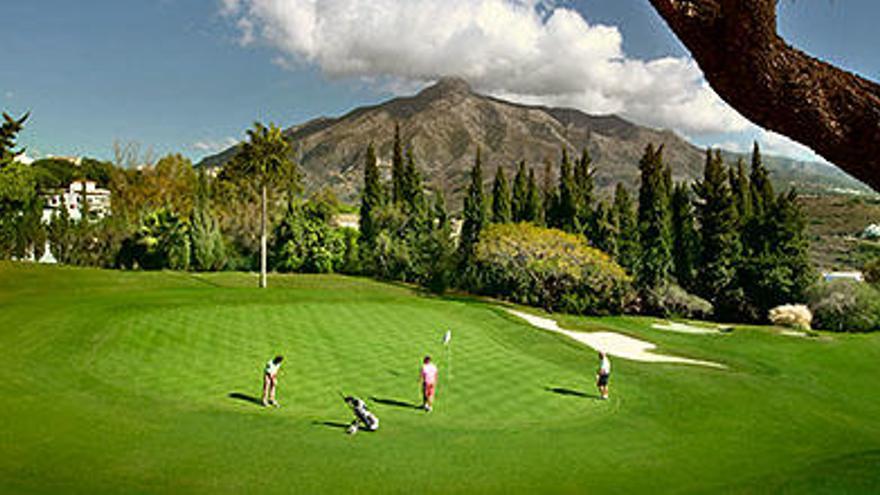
[344,396,379,434]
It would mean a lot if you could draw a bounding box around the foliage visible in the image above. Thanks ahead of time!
[458,148,486,268]
[0,119,43,259]
[359,143,384,248]
[636,144,672,299]
[511,160,528,223]
[0,112,28,166]
[472,223,634,315]
[491,165,511,224]
[768,304,812,331]
[640,283,713,319]
[123,209,190,270]
[612,183,639,273]
[865,258,880,285]
[808,280,880,332]
[271,192,346,274]
[670,181,698,291]
[693,149,740,317]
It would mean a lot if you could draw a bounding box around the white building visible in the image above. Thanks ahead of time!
[42,180,111,223]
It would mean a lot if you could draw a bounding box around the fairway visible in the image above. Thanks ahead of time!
[2,263,880,493]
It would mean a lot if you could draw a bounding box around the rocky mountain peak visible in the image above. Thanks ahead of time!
[416,76,474,100]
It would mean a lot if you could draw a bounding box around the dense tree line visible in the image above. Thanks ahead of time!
[1,111,820,323]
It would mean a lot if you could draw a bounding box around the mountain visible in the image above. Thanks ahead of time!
[198,77,874,204]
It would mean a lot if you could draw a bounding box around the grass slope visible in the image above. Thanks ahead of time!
[1,263,880,494]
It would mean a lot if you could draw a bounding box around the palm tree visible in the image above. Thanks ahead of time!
[227,122,297,288]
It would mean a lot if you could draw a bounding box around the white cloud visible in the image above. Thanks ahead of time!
[192,137,239,153]
[759,129,830,165]
[221,0,750,136]
[3,91,13,99]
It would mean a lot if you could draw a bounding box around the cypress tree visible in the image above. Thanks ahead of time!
[491,166,511,224]
[613,183,639,273]
[574,148,594,233]
[459,148,486,264]
[511,160,528,222]
[525,168,542,224]
[592,201,617,257]
[555,149,577,232]
[671,182,699,292]
[749,142,774,217]
[693,149,740,317]
[432,188,448,230]
[391,123,404,205]
[359,143,383,248]
[542,159,557,228]
[636,144,673,294]
[402,148,425,220]
[729,158,752,225]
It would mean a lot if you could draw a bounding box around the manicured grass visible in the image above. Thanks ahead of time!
[1,262,880,493]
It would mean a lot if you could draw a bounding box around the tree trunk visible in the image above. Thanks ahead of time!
[649,0,880,192]
[260,183,267,289]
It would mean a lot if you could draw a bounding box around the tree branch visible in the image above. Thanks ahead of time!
[650,0,880,192]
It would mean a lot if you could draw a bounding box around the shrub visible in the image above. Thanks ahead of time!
[768,304,813,330]
[641,283,713,319]
[472,223,634,315]
[808,280,880,332]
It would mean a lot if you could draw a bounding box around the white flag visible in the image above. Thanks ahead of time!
[442,330,452,346]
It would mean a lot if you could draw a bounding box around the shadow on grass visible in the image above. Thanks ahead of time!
[545,386,602,400]
[313,420,351,430]
[228,392,263,406]
[369,396,422,410]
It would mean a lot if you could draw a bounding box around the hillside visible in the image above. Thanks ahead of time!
[200,78,873,205]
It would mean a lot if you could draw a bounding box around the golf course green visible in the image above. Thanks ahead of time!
[1,262,879,493]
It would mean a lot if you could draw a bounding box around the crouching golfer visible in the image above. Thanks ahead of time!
[419,355,438,412]
[345,396,379,435]
[596,351,611,400]
[262,355,283,407]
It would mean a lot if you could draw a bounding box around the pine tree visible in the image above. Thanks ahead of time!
[613,183,639,273]
[636,144,673,294]
[491,166,511,224]
[693,149,740,316]
[525,168,542,224]
[0,112,29,167]
[542,159,557,228]
[730,158,752,225]
[402,148,426,220]
[359,143,384,248]
[511,160,528,222]
[574,148,595,235]
[670,182,699,291]
[459,148,486,265]
[555,149,577,232]
[749,142,774,217]
[432,188,448,230]
[391,123,405,205]
[591,201,617,257]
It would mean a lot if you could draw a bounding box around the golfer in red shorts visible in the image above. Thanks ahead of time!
[419,355,438,412]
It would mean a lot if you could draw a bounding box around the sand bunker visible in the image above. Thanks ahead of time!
[506,309,725,369]
[652,321,719,335]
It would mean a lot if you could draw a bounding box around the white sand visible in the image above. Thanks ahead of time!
[506,309,725,369]
[652,321,719,335]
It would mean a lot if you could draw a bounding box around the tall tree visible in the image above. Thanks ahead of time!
[693,149,740,315]
[729,157,752,224]
[636,144,673,294]
[542,159,556,228]
[670,182,699,292]
[0,112,29,167]
[511,160,528,222]
[525,168,542,224]
[591,201,617,257]
[648,0,880,191]
[459,148,486,266]
[401,148,426,220]
[613,183,639,273]
[749,142,774,218]
[359,143,384,249]
[554,149,577,232]
[391,123,405,205]
[491,165,511,224]
[574,148,595,234]
[226,122,298,288]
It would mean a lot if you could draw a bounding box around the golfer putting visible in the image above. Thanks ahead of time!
[419,355,438,412]
[596,351,611,400]
[262,355,283,407]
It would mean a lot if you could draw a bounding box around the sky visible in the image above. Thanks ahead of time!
[2,0,878,167]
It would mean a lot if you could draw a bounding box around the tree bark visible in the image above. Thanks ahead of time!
[260,183,267,289]
[649,0,880,191]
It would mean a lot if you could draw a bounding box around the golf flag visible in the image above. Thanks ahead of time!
[443,330,452,346]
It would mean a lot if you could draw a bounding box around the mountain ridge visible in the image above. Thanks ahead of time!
[198,77,874,204]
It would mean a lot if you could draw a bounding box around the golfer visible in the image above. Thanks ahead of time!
[596,351,611,400]
[419,355,438,412]
[262,355,283,407]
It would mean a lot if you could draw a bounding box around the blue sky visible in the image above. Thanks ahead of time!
[1,1,878,166]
